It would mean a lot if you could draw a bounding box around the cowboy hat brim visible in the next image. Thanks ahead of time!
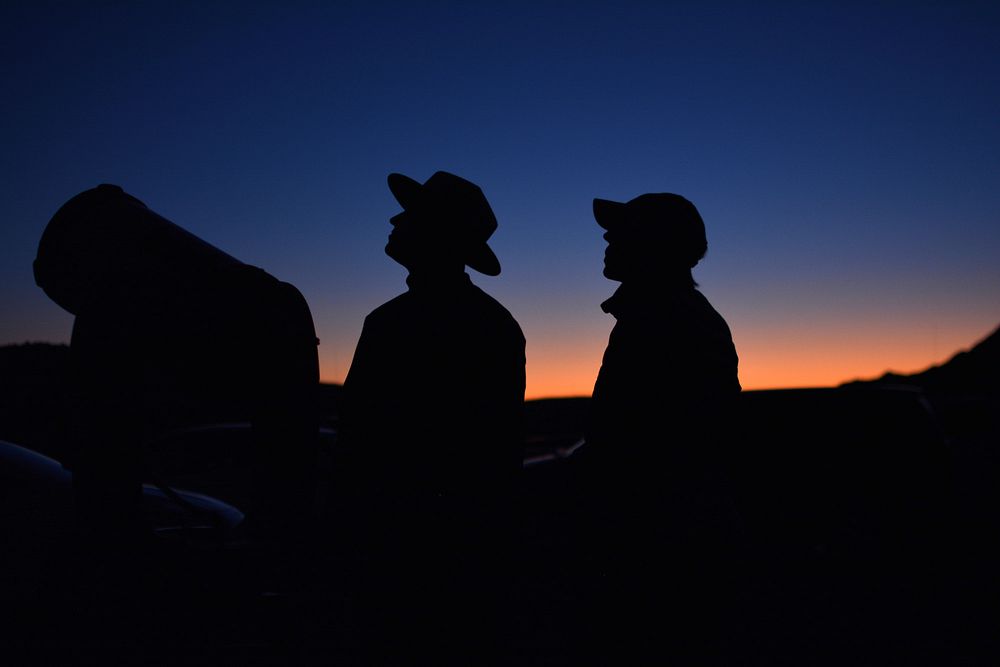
[466,243,501,276]
[387,173,424,210]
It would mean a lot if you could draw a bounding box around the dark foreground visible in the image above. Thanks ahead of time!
[3,387,1000,665]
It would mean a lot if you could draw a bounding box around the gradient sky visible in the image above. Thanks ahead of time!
[3,1,999,398]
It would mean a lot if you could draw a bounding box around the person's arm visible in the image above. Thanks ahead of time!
[338,314,379,458]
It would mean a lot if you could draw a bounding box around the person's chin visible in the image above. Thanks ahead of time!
[603,251,618,278]
[385,242,413,268]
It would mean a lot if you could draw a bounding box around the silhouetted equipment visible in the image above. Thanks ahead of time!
[35,184,319,539]
[35,185,241,316]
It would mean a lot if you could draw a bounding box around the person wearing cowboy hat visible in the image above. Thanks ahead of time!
[337,170,525,664]
[578,192,742,662]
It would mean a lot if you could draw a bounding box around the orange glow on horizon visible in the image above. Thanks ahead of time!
[732,321,986,391]
[319,321,993,399]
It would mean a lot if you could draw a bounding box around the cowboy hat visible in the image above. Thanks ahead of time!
[387,171,501,276]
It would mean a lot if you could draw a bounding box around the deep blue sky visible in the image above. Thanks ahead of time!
[3,1,999,396]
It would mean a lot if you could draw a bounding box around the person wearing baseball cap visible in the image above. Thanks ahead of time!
[587,191,739,450]
[581,192,742,662]
[338,170,525,664]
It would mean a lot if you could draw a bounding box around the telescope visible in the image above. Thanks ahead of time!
[35,184,319,537]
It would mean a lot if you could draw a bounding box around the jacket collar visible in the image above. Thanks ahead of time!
[601,281,694,318]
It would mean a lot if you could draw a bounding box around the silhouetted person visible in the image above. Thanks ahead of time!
[580,193,741,663]
[338,171,525,664]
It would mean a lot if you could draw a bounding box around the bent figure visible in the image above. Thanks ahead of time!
[581,192,741,662]
[339,171,525,664]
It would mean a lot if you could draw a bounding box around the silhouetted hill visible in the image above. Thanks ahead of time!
[0,341,70,383]
[7,324,995,459]
[846,324,1000,394]
[0,342,72,456]
[318,382,343,425]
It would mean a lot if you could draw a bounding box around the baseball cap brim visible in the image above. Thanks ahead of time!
[593,198,628,230]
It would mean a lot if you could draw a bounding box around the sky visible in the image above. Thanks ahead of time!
[2,1,998,399]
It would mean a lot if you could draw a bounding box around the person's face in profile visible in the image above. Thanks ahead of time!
[603,225,666,282]
[602,230,623,280]
[386,209,456,272]
[603,227,641,281]
[385,210,422,269]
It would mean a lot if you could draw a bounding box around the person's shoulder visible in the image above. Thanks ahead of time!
[687,288,721,315]
[363,292,413,326]
[467,283,525,341]
[466,282,508,313]
[688,289,736,339]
